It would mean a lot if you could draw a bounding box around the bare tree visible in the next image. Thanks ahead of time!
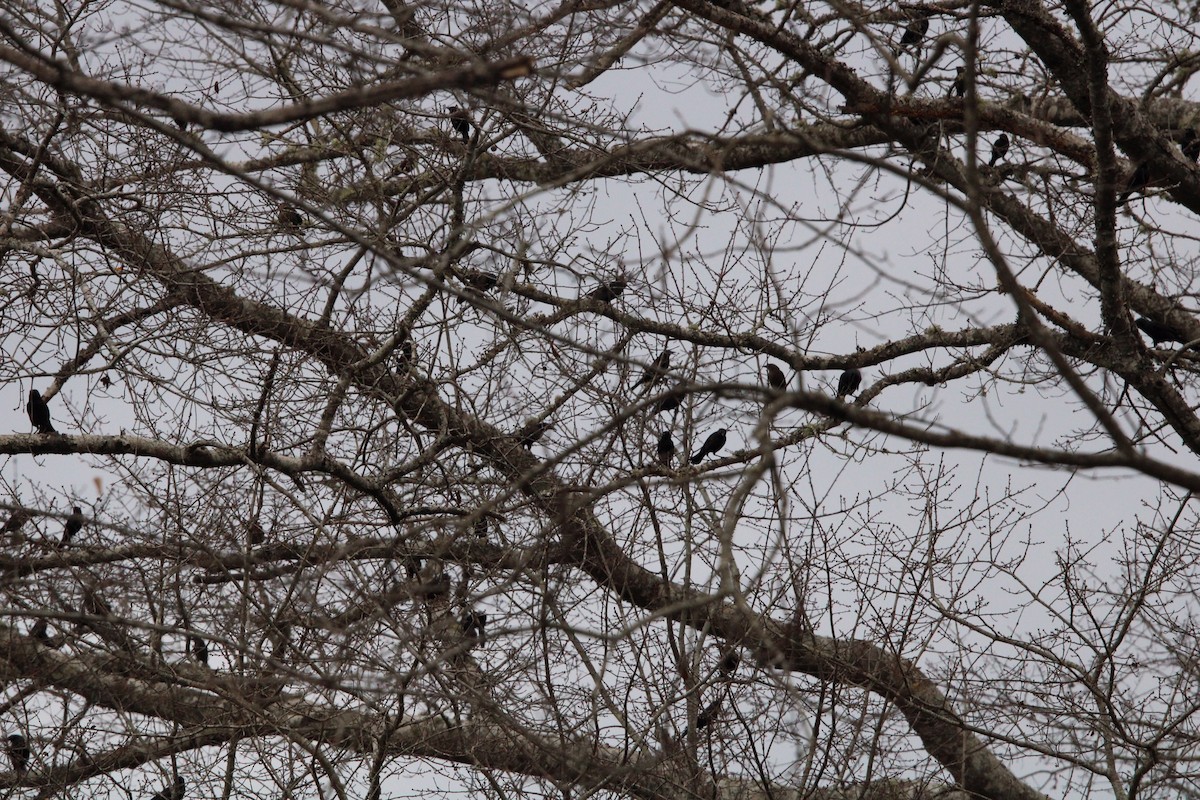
[1,0,1200,798]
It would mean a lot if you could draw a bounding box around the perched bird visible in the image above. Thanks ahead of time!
[718,648,740,678]
[632,348,672,392]
[447,106,471,144]
[189,634,209,665]
[462,270,499,292]
[516,420,553,448]
[656,431,675,466]
[61,506,83,547]
[1135,316,1189,346]
[653,385,685,416]
[836,368,862,398]
[458,270,500,304]
[395,336,415,369]
[899,15,928,48]
[585,278,627,304]
[278,205,304,231]
[30,619,53,646]
[1183,129,1200,162]
[404,556,423,581]
[695,697,723,731]
[1117,162,1151,205]
[988,133,1010,167]
[473,517,488,539]
[248,521,266,546]
[948,66,965,98]
[26,389,55,434]
[413,570,451,601]
[2,509,31,538]
[690,428,728,464]
[765,363,787,390]
[149,775,186,800]
[460,609,487,638]
[7,733,29,774]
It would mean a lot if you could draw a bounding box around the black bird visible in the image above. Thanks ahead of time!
[473,517,488,539]
[656,431,675,466]
[899,16,928,48]
[7,733,29,774]
[632,348,672,391]
[26,389,55,434]
[690,428,728,464]
[462,270,499,292]
[149,775,186,800]
[458,270,500,304]
[248,521,266,546]
[718,647,740,678]
[585,278,627,304]
[517,420,553,448]
[447,106,471,144]
[687,697,723,734]
[61,506,83,547]
[30,619,50,644]
[988,133,1010,167]
[836,368,862,398]
[1117,162,1151,205]
[189,634,209,665]
[1135,316,1189,346]
[765,363,787,390]
[460,609,487,638]
[1183,129,1200,162]
[278,205,304,231]
[653,385,685,416]
[949,66,965,98]
[2,509,30,538]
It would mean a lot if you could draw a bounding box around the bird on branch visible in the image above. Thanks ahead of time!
[632,348,672,393]
[690,428,728,464]
[988,133,1010,167]
[26,389,55,434]
[765,363,787,390]
[836,368,862,398]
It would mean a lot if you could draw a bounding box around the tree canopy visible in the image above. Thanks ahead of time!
[2,0,1200,798]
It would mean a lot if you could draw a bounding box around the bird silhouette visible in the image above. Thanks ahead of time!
[189,634,209,665]
[585,278,627,304]
[26,389,55,434]
[690,428,728,464]
[695,697,723,730]
[718,648,740,678]
[656,431,675,466]
[949,66,965,97]
[1183,129,1200,162]
[460,609,487,638]
[30,619,51,645]
[458,270,499,303]
[448,106,471,144]
[516,420,553,448]
[836,368,862,398]
[7,733,29,774]
[899,15,928,48]
[633,349,672,392]
[653,385,685,416]
[61,506,83,546]
[765,363,787,390]
[278,205,304,231]
[1117,162,1150,205]
[149,775,186,800]
[2,509,30,539]
[988,133,1010,167]
[1135,316,1188,346]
